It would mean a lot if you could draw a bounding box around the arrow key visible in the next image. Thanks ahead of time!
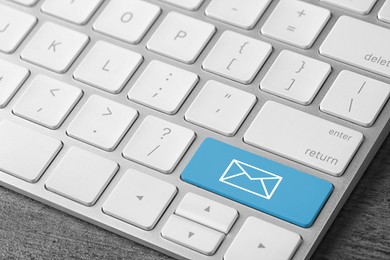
[224,217,301,260]
[103,169,176,230]
[161,214,224,256]
[175,193,238,233]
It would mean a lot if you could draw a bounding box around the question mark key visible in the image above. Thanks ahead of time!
[123,116,195,173]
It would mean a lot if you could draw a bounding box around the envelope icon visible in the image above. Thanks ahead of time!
[219,159,283,199]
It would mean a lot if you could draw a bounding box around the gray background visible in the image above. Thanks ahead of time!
[0,136,389,260]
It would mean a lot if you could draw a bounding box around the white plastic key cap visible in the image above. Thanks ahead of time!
[103,169,177,230]
[67,95,138,151]
[205,0,271,29]
[260,50,331,105]
[379,0,390,23]
[21,22,89,73]
[74,41,143,94]
[0,60,29,108]
[320,71,390,127]
[0,4,37,53]
[13,75,82,129]
[93,0,161,44]
[7,0,38,6]
[224,217,301,260]
[261,0,330,49]
[159,0,204,11]
[0,120,62,183]
[202,30,272,84]
[185,80,256,136]
[320,16,390,79]
[175,193,238,234]
[45,147,118,206]
[244,101,363,176]
[147,12,215,64]
[123,116,195,173]
[128,60,198,114]
[161,214,224,256]
[321,0,377,15]
[41,0,103,25]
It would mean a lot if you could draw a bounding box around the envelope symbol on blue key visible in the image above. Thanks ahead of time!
[219,159,283,200]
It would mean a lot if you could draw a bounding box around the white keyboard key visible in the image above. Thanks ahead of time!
[41,0,103,25]
[161,214,224,256]
[128,60,198,114]
[0,120,62,183]
[67,95,138,151]
[103,169,177,230]
[21,22,89,73]
[0,4,37,53]
[159,0,204,11]
[147,12,215,64]
[175,193,238,234]
[7,0,38,6]
[203,30,272,84]
[260,50,331,105]
[0,60,29,108]
[244,101,363,176]
[320,71,390,127]
[261,0,330,49]
[320,16,390,79]
[224,217,301,260]
[74,41,142,94]
[185,80,256,136]
[93,0,160,44]
[205,0,271,29]
[13,75,82,129]
[321,0,377,15]
[46,147,118,206]
[379,1,390,23]
[123,116,195,173]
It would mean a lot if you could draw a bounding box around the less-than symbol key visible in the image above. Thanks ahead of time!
[50,88,60,97]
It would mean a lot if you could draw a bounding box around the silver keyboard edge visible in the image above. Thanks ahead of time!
[0,0,390,259]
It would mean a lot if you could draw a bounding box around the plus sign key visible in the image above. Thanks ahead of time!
[261,0,330,49]
[21,22,89,73]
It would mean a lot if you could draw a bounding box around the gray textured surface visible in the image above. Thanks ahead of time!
[0,136,389,260]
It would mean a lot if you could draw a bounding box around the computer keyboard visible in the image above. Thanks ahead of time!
[0,0,390,259]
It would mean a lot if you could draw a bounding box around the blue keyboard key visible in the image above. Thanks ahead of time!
[181,138,333,228]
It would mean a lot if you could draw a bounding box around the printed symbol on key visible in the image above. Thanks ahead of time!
[216,93,232,113]
[0,23,10,33]
[147,128,172,156]
[287,26,296,32]
[295,61,305,73]
[239,42,249,54]
[349,81,366,113]
[297,10,306,17]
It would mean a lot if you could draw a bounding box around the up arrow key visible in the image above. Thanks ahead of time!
[258,243,265,249]
[188,232,195,238]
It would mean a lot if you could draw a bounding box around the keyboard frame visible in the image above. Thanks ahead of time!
[0,0,389,259]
